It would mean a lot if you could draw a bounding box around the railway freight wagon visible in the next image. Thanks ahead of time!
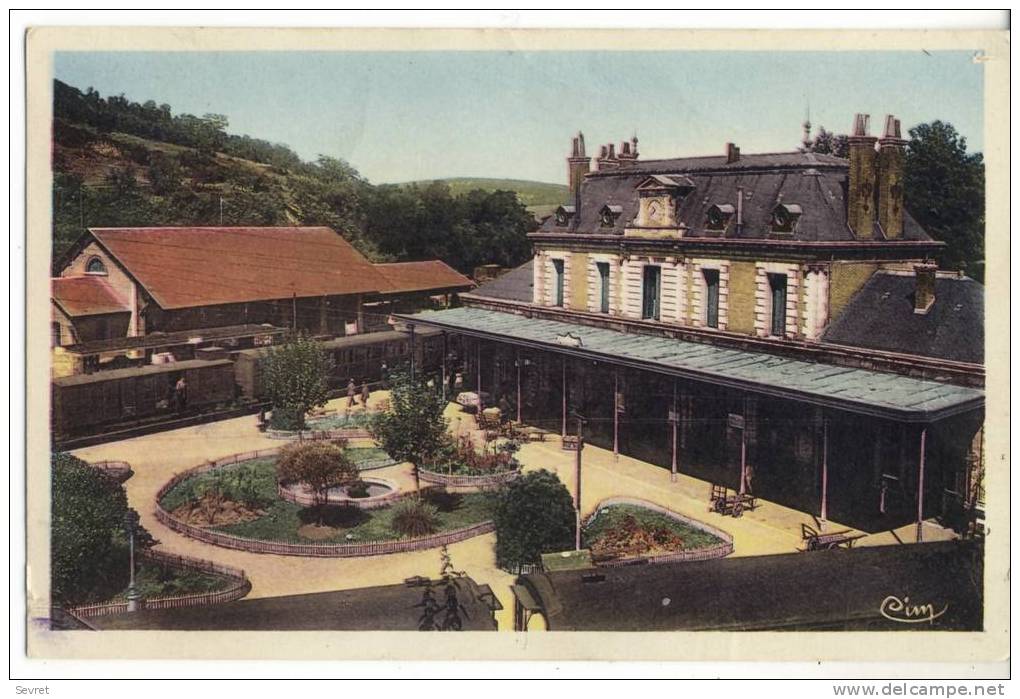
[52,359,236,439]
[234,327,448,400]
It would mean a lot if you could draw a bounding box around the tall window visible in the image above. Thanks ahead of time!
[85,257,107,275]
[553,259,565,307]
[704,269,720,328]
[596,262,610,313]
[641,265,661,320]
[769,273,788,336]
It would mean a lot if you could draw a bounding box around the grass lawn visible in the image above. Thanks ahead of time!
[306,411,375,430]
[110,560,235,602]
[582,504,723,553]
[160,457,495,545]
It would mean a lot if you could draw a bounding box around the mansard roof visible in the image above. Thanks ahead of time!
[823,271,984,365]
[539,150,933,243]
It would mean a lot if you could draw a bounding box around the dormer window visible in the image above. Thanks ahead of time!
[85,257,108,275]
[554,205,576,227]
[633,175,694,229]
[706,204,735,231]
[599,204,623,228]
[770,203,803,233]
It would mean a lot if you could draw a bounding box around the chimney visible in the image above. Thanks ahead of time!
[567,131,589,197]
[726,142,740,163]
[596,143,620,171]
[914,263,937,314]
[847,113,878,239]
[877,115,907,239]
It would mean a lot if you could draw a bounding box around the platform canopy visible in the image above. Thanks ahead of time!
[398,307,983,423]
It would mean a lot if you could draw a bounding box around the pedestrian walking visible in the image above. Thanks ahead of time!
[361,381,371,408]
[346,378,357,410]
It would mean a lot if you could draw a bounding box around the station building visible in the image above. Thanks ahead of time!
[399,115,985,537]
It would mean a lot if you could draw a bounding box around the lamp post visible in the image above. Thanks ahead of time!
[123,510,141,612]
[563,413,585,551]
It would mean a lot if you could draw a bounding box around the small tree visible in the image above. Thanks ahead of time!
[259,334,332,430]
[276,442,358,523]
[493,469,575,572]
[51,453,155,606]
[371,366,449,491]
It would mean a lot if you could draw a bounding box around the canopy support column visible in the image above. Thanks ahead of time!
[476,340,483,412]
[613,368,620,461]
[820,414,829,523]
[516,349,522,424]
[561,356,567,438]
[916,426,928,543]
[441,332,448,402]
[738,398,749,496]
[670,379,679,482]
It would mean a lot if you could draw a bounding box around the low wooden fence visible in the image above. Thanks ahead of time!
[155,450,495,557]
[419,467,521,489]
[583,497,734,566]
[265,427,373,441]
[66,548,251,619]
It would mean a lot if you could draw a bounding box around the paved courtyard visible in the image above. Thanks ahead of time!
[71,392,955,631]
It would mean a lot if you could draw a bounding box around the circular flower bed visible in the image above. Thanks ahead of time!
[155,450,497,557]
[582,498,734,566]
[419,434,522,489]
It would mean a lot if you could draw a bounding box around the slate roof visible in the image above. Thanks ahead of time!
[51,276,130,317]
[399,306,983,421]
[86,577,501,631]
[374,260,475,294]
[515,540,982,631]
[542,151,932,242]
[466,259,534,302]
[823,272,984,364]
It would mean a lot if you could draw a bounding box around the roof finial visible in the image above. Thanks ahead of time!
[801,99,813,152]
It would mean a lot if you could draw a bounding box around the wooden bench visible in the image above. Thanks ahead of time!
[800,523,866,551]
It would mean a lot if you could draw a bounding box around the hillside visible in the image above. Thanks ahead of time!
[50,80,535,273]
[402,177,566,205]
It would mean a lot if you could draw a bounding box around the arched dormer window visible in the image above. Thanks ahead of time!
[770,203,803,234]
[706,204,735,231]
[599,204,623,228]
[554,205,576,227]
[85,257,108,275]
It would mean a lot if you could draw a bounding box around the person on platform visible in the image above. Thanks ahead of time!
[346,378,357,410]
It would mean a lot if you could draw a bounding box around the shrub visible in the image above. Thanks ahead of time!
[51,453,155,606]
[390,497,440,538]
[371,366,448,491]
[260,334,332,430]
[276,442,358,522]
[493,469,575,571]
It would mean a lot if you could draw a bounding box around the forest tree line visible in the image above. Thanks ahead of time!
[51,79,536,272]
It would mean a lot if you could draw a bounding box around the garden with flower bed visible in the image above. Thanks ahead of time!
[418,434,522,488]
[156,444,497,549]
[582,501,733,565]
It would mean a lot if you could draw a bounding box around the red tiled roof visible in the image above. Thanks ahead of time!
[51,275,130,317]
[89,227,391,310]
[373,260,475,294]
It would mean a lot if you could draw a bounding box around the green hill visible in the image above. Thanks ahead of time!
[400,177,567,219]
[50,80,535,272]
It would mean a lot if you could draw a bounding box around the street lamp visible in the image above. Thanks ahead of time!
[122,510,141,612]
[562,412,586,551]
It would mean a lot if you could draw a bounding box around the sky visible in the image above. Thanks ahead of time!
[54,50,984,185]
